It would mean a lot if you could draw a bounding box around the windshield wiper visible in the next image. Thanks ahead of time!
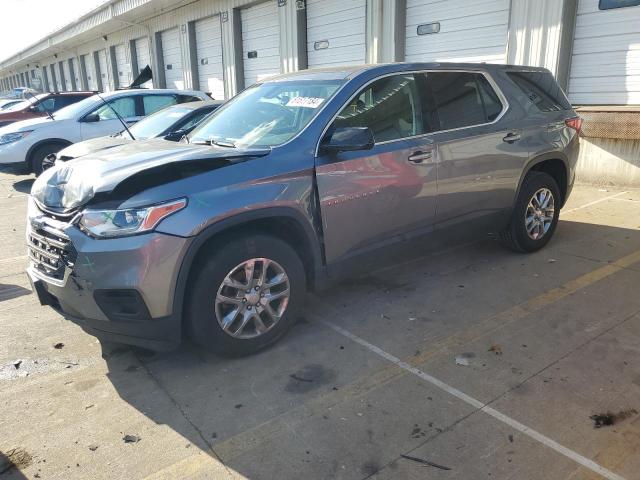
[191,138,236,148]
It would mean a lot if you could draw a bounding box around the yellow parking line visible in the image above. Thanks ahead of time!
[209,248,640,463]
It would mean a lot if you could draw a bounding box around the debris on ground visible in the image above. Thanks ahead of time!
[548,259,557,264]
[12,360,22,369]
[53,343,64,349]
[88,444,99,451]
[122,434,140,443]
[488,345,503,355]
[590,409,638,428]
[400,454,451,470]
[455,352,475,366]
[1,447,32,474]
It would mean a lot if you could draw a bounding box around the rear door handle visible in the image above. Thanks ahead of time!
[408,151,433,164]
[503,132,521,143]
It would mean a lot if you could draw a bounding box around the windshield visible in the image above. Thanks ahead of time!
[3,94,45,112]
[189,80,344,148]
[129,105,192,139]
[52,95,101,120]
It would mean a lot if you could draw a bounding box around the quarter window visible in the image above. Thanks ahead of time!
[427,72,504,131]
[506,71,571,112]
[333,74,422,143]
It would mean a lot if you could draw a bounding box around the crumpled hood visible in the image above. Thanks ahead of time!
[56,135,130,160]
[31,139,270,213]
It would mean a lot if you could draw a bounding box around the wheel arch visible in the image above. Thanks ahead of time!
[25,138,73,171]
[516,152,570,208]
[172,207,324,331]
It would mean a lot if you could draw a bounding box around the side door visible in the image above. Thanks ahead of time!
[427,71,528,231]
[79,95,140,140]
[315,73,438,264]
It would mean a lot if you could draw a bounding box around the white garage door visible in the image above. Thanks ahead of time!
[241,1,281,87]
[84,54,98,91]
[405,0,509,64]
[161,28,184,89]
[195,15,225,99]
[306,0,366,68]
[568,0,640,105]
[98,49,110,92]
[55,63,64,91]
[46,65,56,92]
[63,60,73,91]
[134,36,153,87]
[70,57,80,90]
[114,44,132,88]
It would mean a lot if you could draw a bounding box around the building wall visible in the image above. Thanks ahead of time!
[0,0,593,101]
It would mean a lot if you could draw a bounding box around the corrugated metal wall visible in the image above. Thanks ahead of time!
[2,0,639,107]
[568,0,640,105]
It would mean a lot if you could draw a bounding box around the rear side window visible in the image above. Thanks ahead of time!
[506,71,571,112]
[143,94,177,115]
[333,74,422,143]
[427,72,504,131]
[177,94,204,103]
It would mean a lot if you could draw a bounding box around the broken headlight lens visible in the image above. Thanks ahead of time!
[78,198,187,238]
[0,130,32,145]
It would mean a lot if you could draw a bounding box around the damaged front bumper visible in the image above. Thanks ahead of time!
[26,198,192,350]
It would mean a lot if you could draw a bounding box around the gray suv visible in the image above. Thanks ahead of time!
[27,63,580,355]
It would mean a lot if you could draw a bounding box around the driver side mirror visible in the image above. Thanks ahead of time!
[321,127,375,153]
[82,113,100,123]
[164,130,186,142]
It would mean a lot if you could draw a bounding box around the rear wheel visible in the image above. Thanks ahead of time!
[500,171,560,252]
[186,234,305,356]
[31,144,64,176]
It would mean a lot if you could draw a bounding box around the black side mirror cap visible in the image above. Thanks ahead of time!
[321,127,375,153]
[82,113,100,123]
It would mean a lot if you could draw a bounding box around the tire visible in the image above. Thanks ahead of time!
[186,234,306,356]
[31,144,64,176]
[500,171,560,253]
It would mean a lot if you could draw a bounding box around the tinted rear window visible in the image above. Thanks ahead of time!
[427,72,504,130]
[506,71,571,112]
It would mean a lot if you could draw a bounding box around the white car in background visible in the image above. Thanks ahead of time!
[0,88,210,174]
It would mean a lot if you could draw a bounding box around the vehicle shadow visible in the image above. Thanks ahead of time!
[98,220,640,479]
[11,179,33,195]
[0,283,31,302]
[0,449,30,479]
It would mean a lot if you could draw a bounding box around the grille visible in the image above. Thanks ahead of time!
[27,223,76,284]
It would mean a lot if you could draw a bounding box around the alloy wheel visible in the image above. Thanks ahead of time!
[525,188,555,240]
[215,258,290,339]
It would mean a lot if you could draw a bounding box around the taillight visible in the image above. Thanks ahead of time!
[565,117,582,135]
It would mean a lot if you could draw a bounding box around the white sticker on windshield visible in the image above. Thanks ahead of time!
[286,97,325,109]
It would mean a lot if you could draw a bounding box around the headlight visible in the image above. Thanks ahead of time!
[0,130,32,146]
[78,198,187,238]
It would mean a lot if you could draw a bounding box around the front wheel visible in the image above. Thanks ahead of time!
[31,144,64,176]
[186,234,306,356]
[500,171,560,252]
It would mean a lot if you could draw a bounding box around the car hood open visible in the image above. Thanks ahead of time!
[31,139,271,213]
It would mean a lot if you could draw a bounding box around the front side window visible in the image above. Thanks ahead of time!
[90,97,137,121]
[143,95,177,115]
[506,71,571,112]
[189,80,344,148]
[427,72,504,131]
[130,105,191,139]
[333,74,422,143]
[37,98,56,112]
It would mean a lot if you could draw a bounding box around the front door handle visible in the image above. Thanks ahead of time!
[408,151,433,164]
[503,132,521,143]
